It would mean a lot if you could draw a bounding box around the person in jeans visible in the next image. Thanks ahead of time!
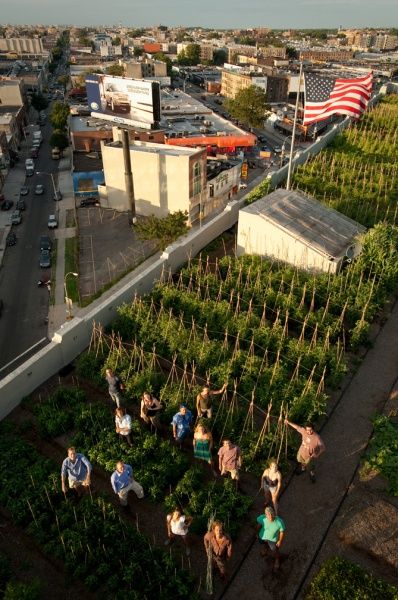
[140,391,162,431]
[204,521,233,580]
[164,509,193,556]
[105,368,124,408]
[171,404,193,447]
[110,461,144,511]
[285,419,325,483]
[196,383,227,419]
[61,447,92,497]
[115,407,132,446]
[218,439,242,480]
[256,506,285,572]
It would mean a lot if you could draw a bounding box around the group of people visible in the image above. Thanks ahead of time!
[60,370,326,578]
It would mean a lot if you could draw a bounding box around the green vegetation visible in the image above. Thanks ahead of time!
[361,414,398,495]
[292,95,398,228]
[30,92,48,113]
[65,209,76,228]
[105,64,125,77]
[177,44,201,66]
[226,85,269,129]
[64,237,79,303]
[305,556,398,600]
[135,211,189,249]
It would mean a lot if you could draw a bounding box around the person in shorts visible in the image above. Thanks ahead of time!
[256,506,285,571]
[140,391,162,431]
[285,419,325,483]
[171,404,193,447]
[260,458,282,514]
[218,439,242,480]
[115,407,133,446]
[196,383,227,419]
[110,461,144,512]
[164,509,193,556]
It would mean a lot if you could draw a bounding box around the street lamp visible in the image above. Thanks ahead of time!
[64,272,78,320]
[36,170,58,199]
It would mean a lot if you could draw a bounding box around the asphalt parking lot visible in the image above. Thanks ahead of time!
[77,207,159,301]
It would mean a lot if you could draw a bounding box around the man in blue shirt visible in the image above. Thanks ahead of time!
[111,461,144,510]
[172,404,193,447]
[256,506,285,572]
[61,447,92,497]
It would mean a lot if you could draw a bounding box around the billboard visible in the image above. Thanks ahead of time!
[85,74,161,130]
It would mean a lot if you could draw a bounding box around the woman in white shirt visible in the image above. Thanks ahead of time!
[164,509,193,556]
[115,407,133,446]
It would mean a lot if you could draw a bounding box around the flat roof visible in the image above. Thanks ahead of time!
[73,153,104,172]
[70,115,113,133]
[242,188,366,259]
[106,140,202,158]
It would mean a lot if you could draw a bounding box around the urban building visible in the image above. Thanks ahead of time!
[299,50,354,62]
[200,43,215,63]
[206,158,241,217]
[221,67,288,102]
[124,59,167,79]
[0,37,44,56]
[98,139,207,224]
[227,44,257,63]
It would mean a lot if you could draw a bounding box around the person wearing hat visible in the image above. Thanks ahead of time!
[171,404,193,447]
[256,506,285,572]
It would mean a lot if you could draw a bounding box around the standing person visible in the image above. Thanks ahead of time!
[285,419,325,483]
[260,459,282,514]
[171,404,193,447]
[115,407,133,446]
[110,461,144,511]
[140,391,162,431]
[164,509,193,556]
[61,447,92,497]
[196,383,227,419]
[218,439,242,480]
[204,521,233,581]
[105,368,124,408]
[193,424,215,473]
[256,506,285,572]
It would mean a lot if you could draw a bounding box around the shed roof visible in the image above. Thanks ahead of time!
[242,188,366,259]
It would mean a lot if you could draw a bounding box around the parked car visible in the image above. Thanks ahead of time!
[16,199,26,211]
[80,196,99,207]
[9,210,22,225]
[39,249,51,268]
[35,184,44,195]
[20,186,29,196]
[1,200,13,211]
[239,182,248,190]
[47,214,58,229]
[39,235,52,251]
[30,147,39,158]
[6,232,16,246]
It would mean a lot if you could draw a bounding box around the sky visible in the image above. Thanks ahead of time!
[2,0,397,29]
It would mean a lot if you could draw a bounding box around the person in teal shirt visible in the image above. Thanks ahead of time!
[256,506,285,571]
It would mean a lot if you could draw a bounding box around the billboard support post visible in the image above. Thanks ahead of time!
[121,128,136,225]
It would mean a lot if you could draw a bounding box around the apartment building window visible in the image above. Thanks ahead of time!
[192,161,202,196]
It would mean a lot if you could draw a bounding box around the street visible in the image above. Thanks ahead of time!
[0,115,58,373]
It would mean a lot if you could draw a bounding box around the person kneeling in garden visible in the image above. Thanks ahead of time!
[204,521,232,581]
[285,419,325,483]
[171,404,193,448]
[115,407,133,446]
[164,509,193,556]
[111,461,144,512]
[61,447,92,498]
[256,506,285,572]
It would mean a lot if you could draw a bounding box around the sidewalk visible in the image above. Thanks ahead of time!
[222,300,398,599]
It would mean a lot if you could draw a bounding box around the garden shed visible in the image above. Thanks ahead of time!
[237,188,366,274]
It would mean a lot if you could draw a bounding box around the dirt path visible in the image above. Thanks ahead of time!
[221,300,398,600]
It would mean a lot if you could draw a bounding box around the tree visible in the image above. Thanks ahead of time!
[76,69,102,87]
[128,28,146,38]
[213,49,227,66]
[30,93,48,113]
[133,47,143,57]
[105,64,125,77]
[153,52,172,76]
[57,74,70,92]
[50,101,70,130]
[50,129,68,150]
[112,36,121,46]
[286,46,298,59]
[226,85,269,129]
[177,44,200,66]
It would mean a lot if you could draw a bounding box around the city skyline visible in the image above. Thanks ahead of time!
[2,0,397,30]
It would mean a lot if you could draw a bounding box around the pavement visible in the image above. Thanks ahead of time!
[220,300,398,600]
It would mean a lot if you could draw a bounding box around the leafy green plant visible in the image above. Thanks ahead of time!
[135,211,188,249]
[361,414,398,495]
[305,556,398,600]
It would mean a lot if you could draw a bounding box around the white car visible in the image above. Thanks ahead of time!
[35,184,44,195]
[47,214,58,229]
[239,182,248,190]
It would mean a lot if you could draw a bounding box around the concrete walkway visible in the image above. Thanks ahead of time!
[222,300,398,600]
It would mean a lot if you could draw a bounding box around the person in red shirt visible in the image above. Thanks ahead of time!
[285,419,325,483]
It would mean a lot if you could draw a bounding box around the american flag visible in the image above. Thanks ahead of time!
[303,72,373,126]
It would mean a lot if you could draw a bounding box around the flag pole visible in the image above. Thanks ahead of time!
[286,61,303,191]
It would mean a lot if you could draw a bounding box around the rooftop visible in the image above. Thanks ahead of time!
[106,140,203,158]
[242,188,366,259]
